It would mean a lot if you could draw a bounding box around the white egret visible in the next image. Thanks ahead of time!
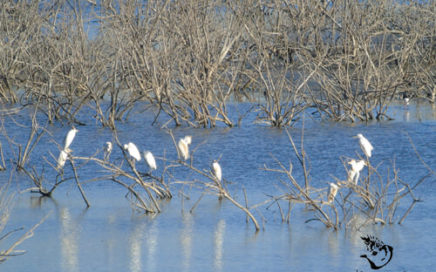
[104,142,112,161]
[178,136,192,160]
[212,160,222,183]
[404,97,410,106]
[144,151,157,171]
[348,159,366,184]
[354,133,373,158]
[183,135,192,145]
[327,183,339,204]
[57,149,69,170]
[63,127,78,151]
[123,142,141,161]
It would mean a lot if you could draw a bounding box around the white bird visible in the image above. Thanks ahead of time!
[178,136,192,160]
[63,127,78,151]
[404,97,410,106]
[183,135,192,145]
[327,183,339,204]
[348,159,366,184]
[123,142,141,161]
[212,160,222,183]
[144,151,157,171]
[104,142,112,161]
[354,133,373,158]
[57,149,69,170]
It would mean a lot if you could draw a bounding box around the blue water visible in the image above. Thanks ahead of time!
[1,102,435,271]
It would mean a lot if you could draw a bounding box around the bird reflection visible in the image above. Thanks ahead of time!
[144,220,158,272]
[60,208,79,272]
[128,218,159,272]
[214,219,226,271]
[180,213,193,272]
[129,222,143,272]
[403,109,410,121]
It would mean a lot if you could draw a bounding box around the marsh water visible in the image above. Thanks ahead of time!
[1,102,436,271]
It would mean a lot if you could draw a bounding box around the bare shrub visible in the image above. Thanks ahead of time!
[264,128,432,229]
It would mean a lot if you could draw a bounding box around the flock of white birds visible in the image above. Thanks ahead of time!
[57,127,372,199]
[57,129,223,182]
[327,133,374,204]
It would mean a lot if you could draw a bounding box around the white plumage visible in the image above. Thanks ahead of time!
[183,135,192,145]
[327,183,339,204]
[104,142,112,161]
[178,136,191,160]
[63,127,78,151]
[212,160,222,182]
[144,151,157,171]
[123,142,141,161]
[348,159,366,184]
[57,149,69,170]
[354,133,373,157]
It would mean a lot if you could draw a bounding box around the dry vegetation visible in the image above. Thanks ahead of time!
[0,0,434,127]
[0,0,435,263]
[263,129,431,230]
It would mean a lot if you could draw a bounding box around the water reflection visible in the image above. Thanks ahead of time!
[128,217,159,272]
[129,221,143,272]
[3,103,436,272]
[403,109,410,122]
[180,213,193,272]
[144,219,158,272]
[59,208,79,272]
[214,219,226,271]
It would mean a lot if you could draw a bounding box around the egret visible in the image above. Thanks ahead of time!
[104,142,112,161]
[57,149,69,170]
[123,142,141,161]
[212,160,222,183]
[402,93,410,106]
[178,136,192,160]
[327,183,339,204]
[348,159,366,184]
[354,133,373,158]
[144,151,157,171]
[183,135,192,145]
[63,127,78,151]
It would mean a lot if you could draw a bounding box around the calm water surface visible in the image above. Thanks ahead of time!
[1,102,436,271]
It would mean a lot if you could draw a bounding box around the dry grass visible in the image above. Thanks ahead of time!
[0,0,434,127]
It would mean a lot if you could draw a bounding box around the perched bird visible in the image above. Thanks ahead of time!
[327,183,339,204]
[57,149,69,170]
[183,135,192,145]
[123,142,141,161]
[348,159,366,184]
[144,151,157,171]
[104,142,112,161]
[178,136,192,160]
[212,160,222,183]
[402,93,410,106]
[354,133,373,158]
[63,127,78,151]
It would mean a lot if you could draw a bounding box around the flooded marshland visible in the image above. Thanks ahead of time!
[1,1,435,270]
[1,102,435,271]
